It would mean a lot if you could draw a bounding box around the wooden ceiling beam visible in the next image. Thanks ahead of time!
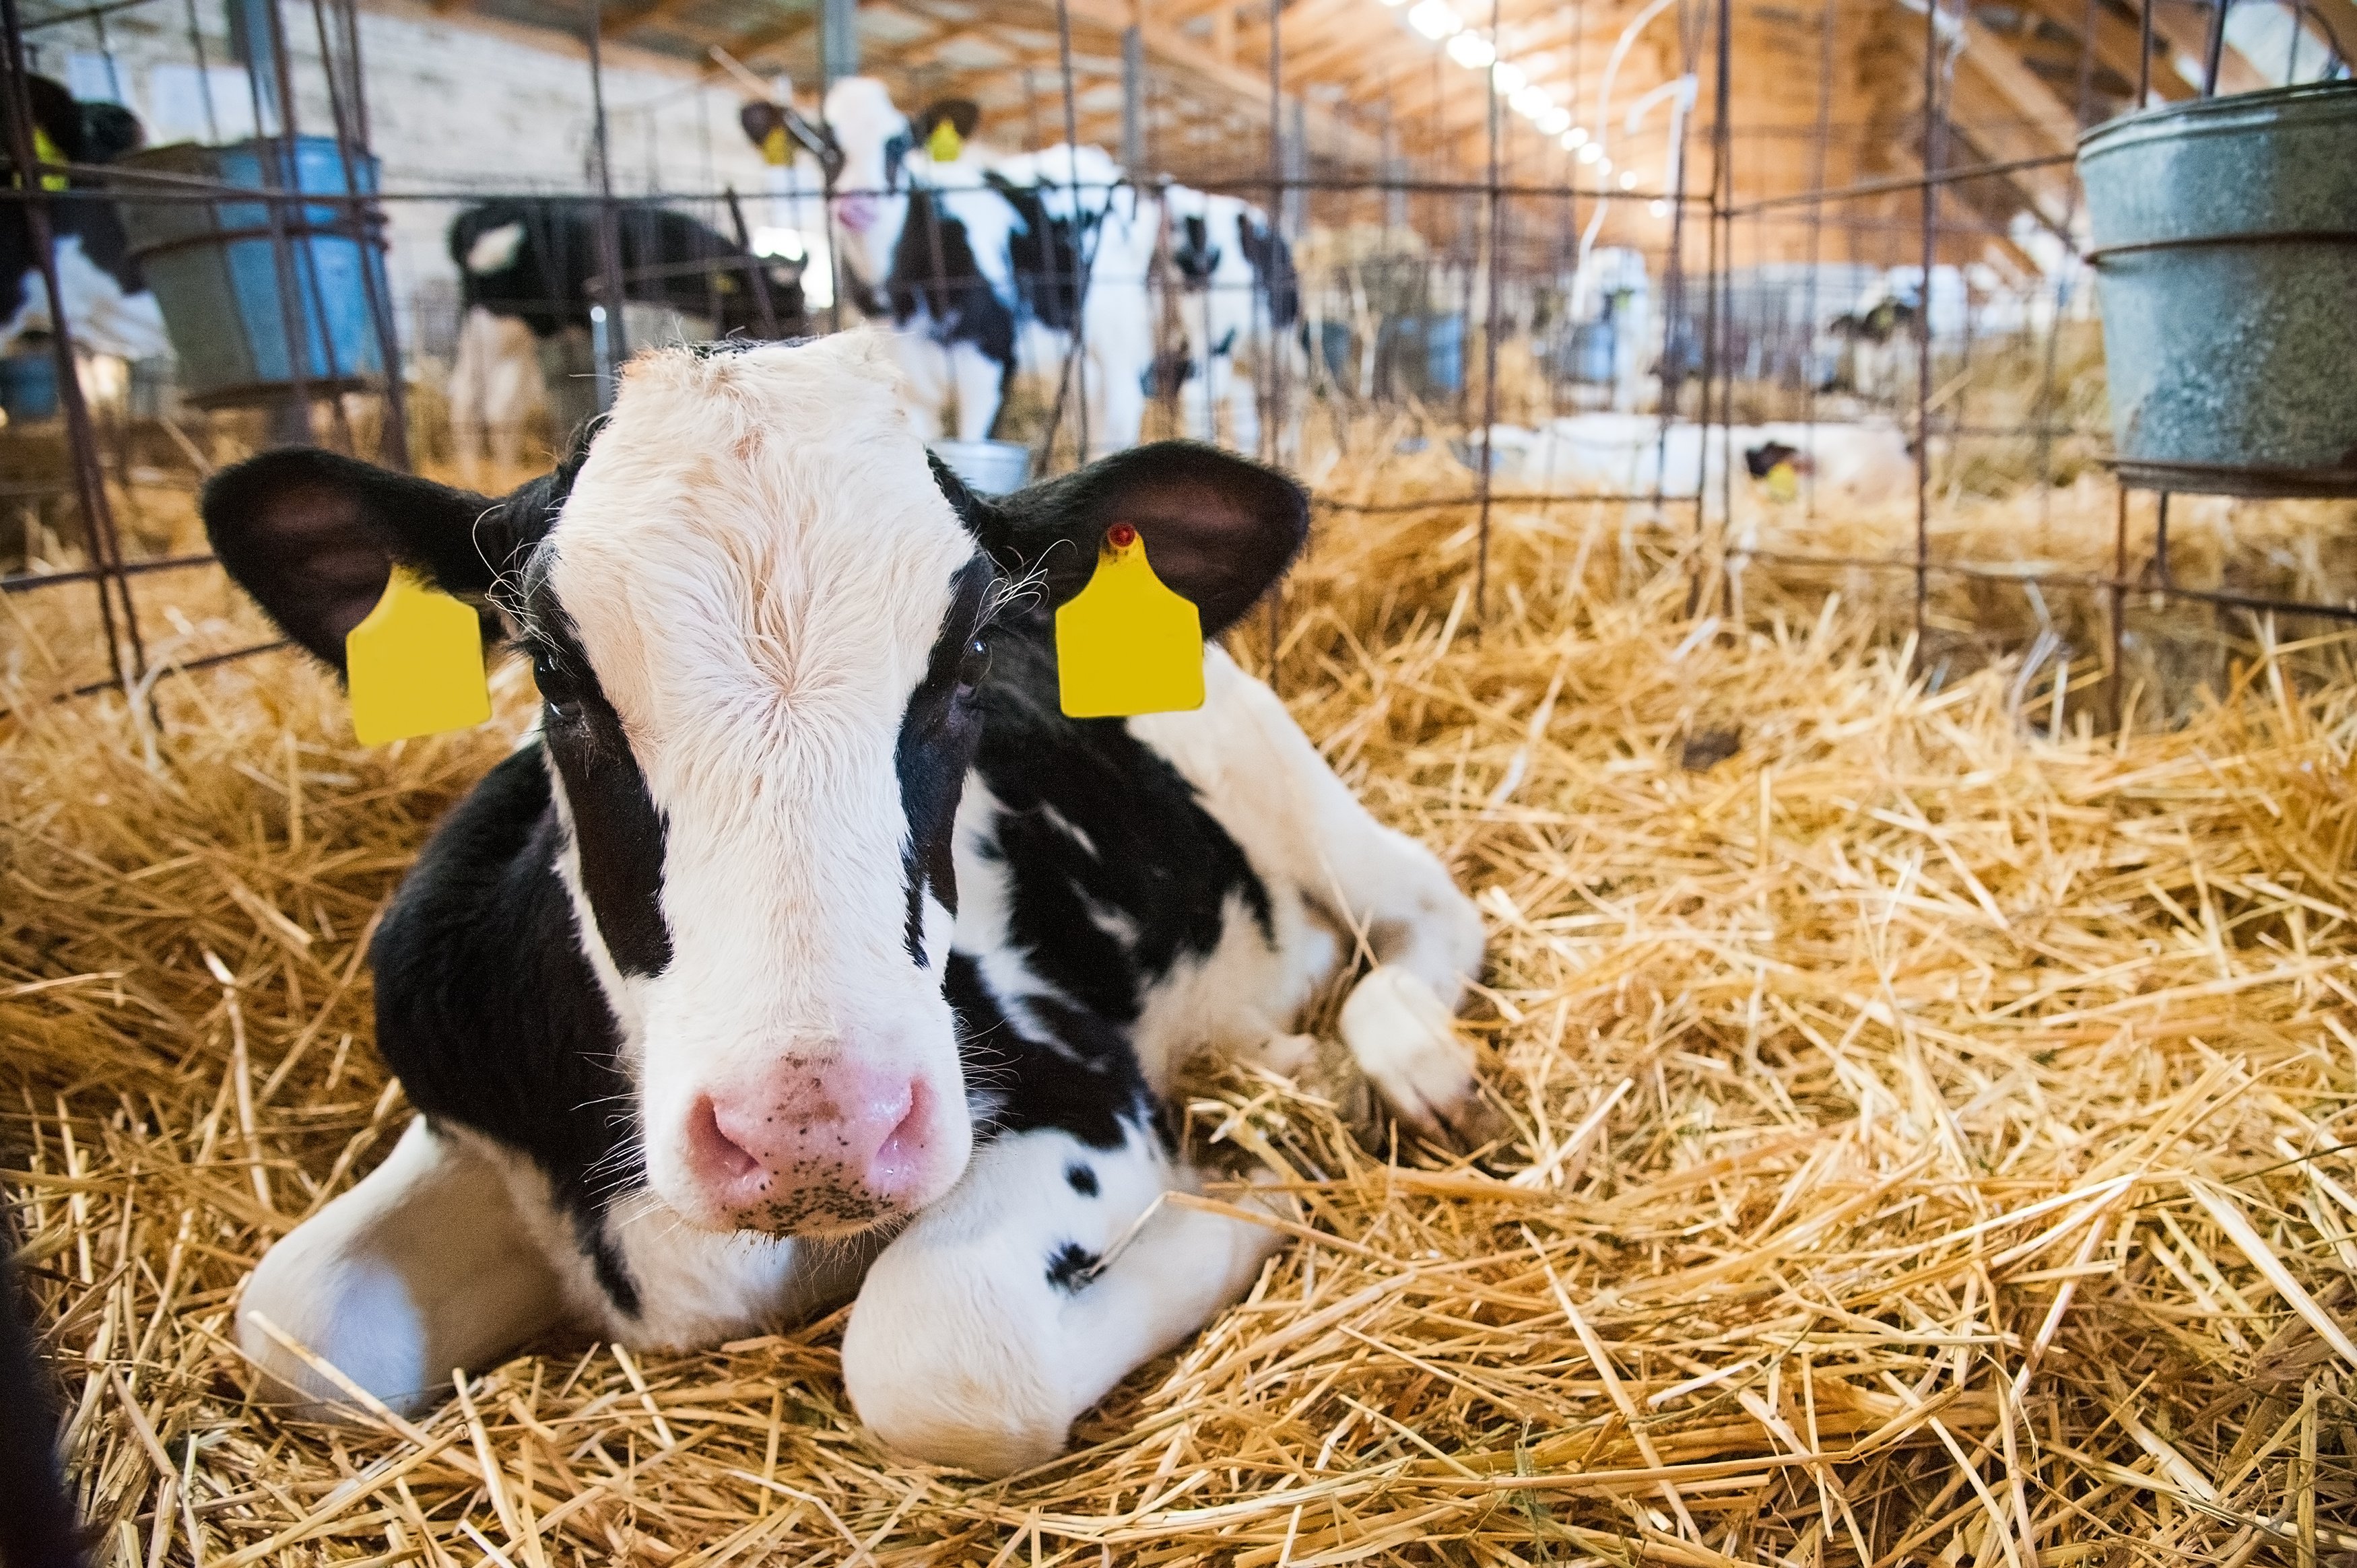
[2146,0,2272,92]
[600,0,706,39]
[2008,0,2194,103]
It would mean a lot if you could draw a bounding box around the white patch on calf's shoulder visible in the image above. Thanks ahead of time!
[1125,646,1485,1101]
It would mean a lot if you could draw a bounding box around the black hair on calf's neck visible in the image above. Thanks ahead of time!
[0,1239,82,1568]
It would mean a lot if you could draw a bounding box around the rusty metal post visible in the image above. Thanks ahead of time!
[1914,0,1944,650]
[311,0,409,469]
[589,0,627,403]
[1264,0,1284,681]
[1,0,143,690]
[1475,0,1502,625]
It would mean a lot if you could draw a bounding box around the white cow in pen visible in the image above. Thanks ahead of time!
[207,331,1487,1476]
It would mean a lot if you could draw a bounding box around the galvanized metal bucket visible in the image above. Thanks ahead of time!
[930,438,1032,495]
[112,138,391,409]
[2078,81,2357,498]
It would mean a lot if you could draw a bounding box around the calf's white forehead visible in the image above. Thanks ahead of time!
[822,77,906,170]
[543,336,976,741]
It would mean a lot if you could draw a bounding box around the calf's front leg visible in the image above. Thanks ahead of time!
[840,1124,1283,1476]
[238,1116,568,1419]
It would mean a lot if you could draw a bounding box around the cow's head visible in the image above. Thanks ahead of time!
[817,77,979,289]
[202,332,1305,1239]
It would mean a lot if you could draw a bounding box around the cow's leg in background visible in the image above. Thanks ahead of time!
[1216,349,1259,456]
[883,333,956,439]
[947,340,1005,444]
[449,306,546,489]
[1082,346,1147,461]
[237,1117,568,1419]
[840,1121,1284,1477]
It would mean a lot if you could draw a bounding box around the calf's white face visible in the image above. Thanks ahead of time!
[201,332,1310,1246]
[537,336,985,1234]
[822,77,918,292]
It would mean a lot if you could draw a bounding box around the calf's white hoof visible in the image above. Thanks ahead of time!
[1338,964,1486,1143]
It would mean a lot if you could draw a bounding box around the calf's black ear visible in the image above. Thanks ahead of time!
[912,98,981,141]
[978,441,1308,638]
[202,448,517,675]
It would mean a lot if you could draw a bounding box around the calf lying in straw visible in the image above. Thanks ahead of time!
[202,331,1486,1475]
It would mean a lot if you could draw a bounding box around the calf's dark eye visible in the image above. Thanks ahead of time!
[954,636,991,697]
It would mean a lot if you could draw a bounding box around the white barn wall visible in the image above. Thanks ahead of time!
[26,0,781,361]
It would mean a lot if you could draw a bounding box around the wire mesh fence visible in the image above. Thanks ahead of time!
[3,0,2352,722]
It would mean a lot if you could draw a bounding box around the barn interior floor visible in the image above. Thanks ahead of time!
[6,479,2357,1566]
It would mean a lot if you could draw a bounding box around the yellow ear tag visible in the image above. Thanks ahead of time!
[345,566,492,746]
[927,120,964,163]
[31,125,69,193]
[1766,461,1799,504]
[762,125,791,166]
[1055,524,1205,719]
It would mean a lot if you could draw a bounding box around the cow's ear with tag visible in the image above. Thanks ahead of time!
[977,440,1308,638]
[202,448,520,676]
[912,98,981,142]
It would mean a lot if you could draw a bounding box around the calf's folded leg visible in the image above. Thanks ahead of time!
[840,1124,1284,1477]
[238,1116,567,1420]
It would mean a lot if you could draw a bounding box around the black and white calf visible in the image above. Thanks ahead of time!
[1,75,169,364]
[816,79,1029,445]
[213,332,1484,1476]
[1162,186,1300,456]
[444,200,807,482]
[807,80,1178,458]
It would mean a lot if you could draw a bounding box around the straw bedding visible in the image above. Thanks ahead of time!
[5,473,2357,1567]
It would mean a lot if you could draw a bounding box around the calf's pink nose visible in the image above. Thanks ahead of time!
[688,1062,937,1233]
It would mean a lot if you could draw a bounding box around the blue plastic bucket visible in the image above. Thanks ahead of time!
[0,351,60,423]
[113,138,391,407]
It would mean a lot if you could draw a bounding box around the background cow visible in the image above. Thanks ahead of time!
[208,332,1485,1477]
[1164,185,1300,456]
[809,79,1037,446]
[444,199,807,482]
[1,74,169,365]
[1818,294,1920,402]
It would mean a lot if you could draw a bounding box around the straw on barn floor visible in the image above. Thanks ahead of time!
[5,475,2356,1567]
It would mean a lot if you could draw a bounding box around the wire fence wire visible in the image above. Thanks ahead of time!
[2,0,2352,723]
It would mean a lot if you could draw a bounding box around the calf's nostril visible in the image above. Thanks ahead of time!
[692,1098,765,1186]
[865,1078,933,1192]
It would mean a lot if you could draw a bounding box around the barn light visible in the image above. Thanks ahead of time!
[1492,61,1527,95]
[1576,139,1602,163]
[1618,170,1638,189]
[1407,0,1461,38]
[1377,0,1407,7]
[1535,106,1572,135]
[1562,125,1589,148]
[1649,199,1669,216]
[1509,83,1552,117]
[1446,30,1496,67]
